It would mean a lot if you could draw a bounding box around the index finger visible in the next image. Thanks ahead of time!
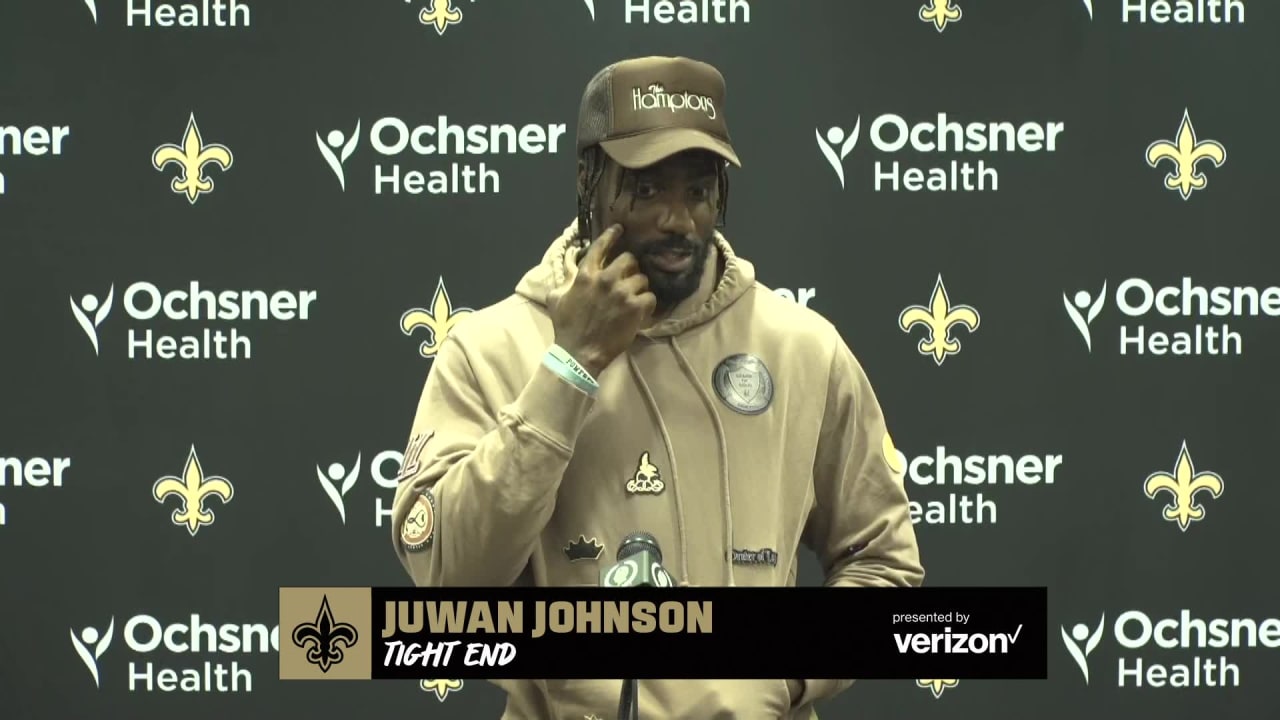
[584,224,624,269]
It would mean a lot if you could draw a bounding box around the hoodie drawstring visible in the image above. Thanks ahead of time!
[626,350,692,586]
[627,341,738,588]
[670,336,737,588]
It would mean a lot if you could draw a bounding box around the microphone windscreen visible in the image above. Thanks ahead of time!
[616,531,662,562]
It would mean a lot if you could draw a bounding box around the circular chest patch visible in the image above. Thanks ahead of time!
[712,353,773,415]
[401,489,436,552]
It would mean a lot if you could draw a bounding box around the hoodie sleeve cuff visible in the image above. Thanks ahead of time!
[511,361,597,454]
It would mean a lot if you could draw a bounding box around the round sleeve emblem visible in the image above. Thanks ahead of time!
[401,489,436,553]
[883,432,906,475]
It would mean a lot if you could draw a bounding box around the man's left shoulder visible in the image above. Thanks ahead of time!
[743,283,842,347]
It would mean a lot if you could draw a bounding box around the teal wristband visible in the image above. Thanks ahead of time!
[543,345,599,396]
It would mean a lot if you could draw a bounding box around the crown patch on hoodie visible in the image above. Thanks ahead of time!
[713,354,773,415]
[625,452,665,495]
[565,534,605,562]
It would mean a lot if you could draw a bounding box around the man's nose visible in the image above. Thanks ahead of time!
[656,201,696,236]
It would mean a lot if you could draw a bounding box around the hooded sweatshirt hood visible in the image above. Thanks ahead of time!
[515,219,756,339]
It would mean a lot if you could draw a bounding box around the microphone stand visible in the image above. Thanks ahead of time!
[617,677,638,720]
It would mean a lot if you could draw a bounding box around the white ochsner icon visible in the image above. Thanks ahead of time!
[318,454,361,524]
[71,618,114,688]
[84,0,98,22]
[1061,615,1105,684]
[71,285,114,356]
[317,121,360,191]
[1063,282,1106,352]
[1081,0,1093,20]
[816,120,860,189]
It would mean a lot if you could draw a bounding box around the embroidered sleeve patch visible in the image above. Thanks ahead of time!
[400,488,436,552]
[397,431,435,483]
[882,432,905,475]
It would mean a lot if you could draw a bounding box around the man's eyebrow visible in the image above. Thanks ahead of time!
[633,166,717,182]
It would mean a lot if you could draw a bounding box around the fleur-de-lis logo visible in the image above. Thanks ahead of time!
[1143,441,1224,531]
[917,679,958,698]
[152,445,234,536]
[919,0,961,31]
[152,113,234,204]
[401,277,474,358]
[419,0,463,35]
[420,678,464,700]
[1145,109,1226,200]
[291,595,359,673]
[898,274,980,365]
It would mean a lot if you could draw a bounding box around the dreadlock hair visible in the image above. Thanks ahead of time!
[575,144,730,246]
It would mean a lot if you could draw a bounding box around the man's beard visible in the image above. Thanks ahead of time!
[631,233,712,311]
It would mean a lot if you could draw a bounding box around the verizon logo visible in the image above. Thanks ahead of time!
[894,625,1024,654]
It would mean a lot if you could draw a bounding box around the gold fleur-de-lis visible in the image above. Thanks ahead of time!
[919,0,962,31]
[898,275,980,365]
[1145,109,1226,200]
[151,113,234,204]
[152,445,234,536]
[420,678,464,700]
[420,0,462,35]
[400,277,474,358]
[917,678,958,698]
[1143,441,1224,531]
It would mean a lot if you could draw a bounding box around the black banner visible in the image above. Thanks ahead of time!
[370,587,1047,680]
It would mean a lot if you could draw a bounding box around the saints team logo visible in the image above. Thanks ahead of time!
[919,0,961,32]
[626,452,665,495]
[898,274,980,366]
[151,113,233,204]
[1145,109,1225,201]
[291,595,359,674]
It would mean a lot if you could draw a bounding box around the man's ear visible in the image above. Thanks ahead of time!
[576,157,589,197]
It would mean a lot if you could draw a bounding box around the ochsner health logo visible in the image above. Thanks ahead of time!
[315,115,567,196]
[316,447,411,527]
[1063,277,1279,356]
[1062,609,1280,688]
[71,612,279,693]
[71,282,318,361]
[71,618,114,688]
[817,113,1064,192]
[1061,615,1105,684]
[317,121,360,191]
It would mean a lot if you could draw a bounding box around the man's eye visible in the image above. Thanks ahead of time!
[633,182,658,198]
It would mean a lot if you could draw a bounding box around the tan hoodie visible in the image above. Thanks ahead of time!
[390,220,925,719]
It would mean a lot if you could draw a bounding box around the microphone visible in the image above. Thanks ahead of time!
[600,532,675,588]
[599,532,673,720]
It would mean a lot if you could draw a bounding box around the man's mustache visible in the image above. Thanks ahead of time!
[641,235,699,254]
